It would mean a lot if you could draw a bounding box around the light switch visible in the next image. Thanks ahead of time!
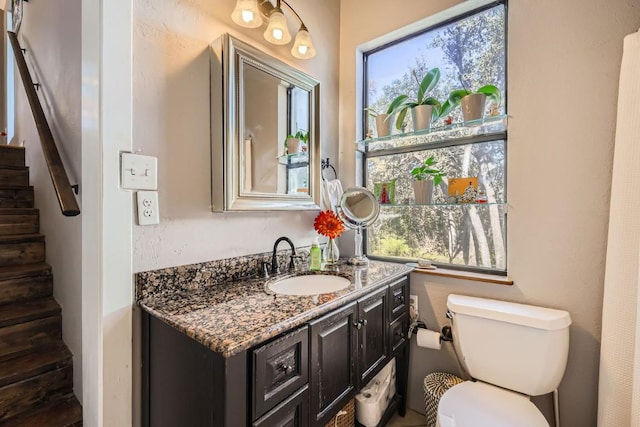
[136,191,160,225]
[121,153,158,190]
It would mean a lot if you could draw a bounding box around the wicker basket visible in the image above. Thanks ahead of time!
[324,398,355,427]
[423,372,464,427]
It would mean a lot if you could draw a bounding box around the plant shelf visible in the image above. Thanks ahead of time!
[357,114,507,153]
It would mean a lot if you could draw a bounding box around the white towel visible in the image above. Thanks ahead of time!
[598,29,640,427]
[321,179,344,212]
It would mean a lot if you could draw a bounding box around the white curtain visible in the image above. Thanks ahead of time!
[598,29,640,427]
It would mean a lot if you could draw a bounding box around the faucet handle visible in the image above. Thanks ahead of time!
[261,261,271,278]
[289,255,303,271]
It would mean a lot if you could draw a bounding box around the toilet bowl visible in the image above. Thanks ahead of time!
[436,294,572,427]
[437,381,548,427]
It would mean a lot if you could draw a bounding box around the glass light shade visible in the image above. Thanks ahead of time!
[263,9,291,45]
[231,0,263,29]
[291,28,316,59]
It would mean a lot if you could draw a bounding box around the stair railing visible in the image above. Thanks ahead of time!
[7,31,80,217]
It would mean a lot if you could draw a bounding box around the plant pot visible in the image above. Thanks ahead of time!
[286,137,300,154]
[375,114,392,137]
[413,180,434,205]
[460,93,487,122]
[411,105,434,131]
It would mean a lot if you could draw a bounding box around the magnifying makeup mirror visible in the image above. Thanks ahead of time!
[337,187,380,265]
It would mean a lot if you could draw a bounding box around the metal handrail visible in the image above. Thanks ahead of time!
[7,31,80,217]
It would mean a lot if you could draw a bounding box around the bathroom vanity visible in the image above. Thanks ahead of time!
[138,259,411,427]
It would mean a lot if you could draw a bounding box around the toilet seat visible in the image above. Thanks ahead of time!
[437,381,549,427]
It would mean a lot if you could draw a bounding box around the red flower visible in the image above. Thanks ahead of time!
[314,210,345,239]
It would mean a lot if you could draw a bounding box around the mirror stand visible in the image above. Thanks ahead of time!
[350,227,369,265]
[337,187,380,265]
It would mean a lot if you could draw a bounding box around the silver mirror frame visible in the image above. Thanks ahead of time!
[210,33,321,211]
[338,187,380,265]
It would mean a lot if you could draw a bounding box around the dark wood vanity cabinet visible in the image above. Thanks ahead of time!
[142,274,409,427]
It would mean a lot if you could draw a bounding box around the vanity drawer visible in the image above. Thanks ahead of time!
[388,276,409,322]
[389,314,409,354]
[252,385,309,427]
[252,325,309,420]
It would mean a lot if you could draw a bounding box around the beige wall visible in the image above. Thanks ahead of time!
[132,0,340,273]
[14,0,83,398]
[340,0,640,425]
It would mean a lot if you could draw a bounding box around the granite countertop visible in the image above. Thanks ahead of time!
[138,260,411,358]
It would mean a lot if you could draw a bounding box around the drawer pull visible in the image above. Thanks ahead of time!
[395,331,406,339]
[277,364,294,375]
[394,294,405,303]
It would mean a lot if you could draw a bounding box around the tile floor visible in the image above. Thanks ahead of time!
[386,409,427,427]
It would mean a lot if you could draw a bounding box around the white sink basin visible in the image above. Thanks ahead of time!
[268,274,351,296]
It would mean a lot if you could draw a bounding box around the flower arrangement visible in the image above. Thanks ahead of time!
[313,210,345,239]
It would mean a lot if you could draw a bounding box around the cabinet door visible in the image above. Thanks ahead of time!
[252,385,309,427]
[358,286,388,386]
[309,302,358,426]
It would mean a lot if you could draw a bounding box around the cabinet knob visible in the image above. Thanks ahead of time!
[395,331,406,339]
[278,364,293,375]
[395,294,405,302]
[353,319,367,330]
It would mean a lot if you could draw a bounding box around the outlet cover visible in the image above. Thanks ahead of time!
[137,190,160,225]
[409,294,418,322]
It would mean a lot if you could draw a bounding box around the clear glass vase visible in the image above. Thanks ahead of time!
[323,238,340,265]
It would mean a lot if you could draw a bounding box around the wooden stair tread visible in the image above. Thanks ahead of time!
[0,297,60,328]
[0,145,25,151]
[0,233,45,244]
[0,208,38,215]
[0,263,52,281]
[0,344,71,387]
[0,185,33,190]
[2,393,82,427]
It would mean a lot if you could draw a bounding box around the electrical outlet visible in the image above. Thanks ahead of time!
[137,190,160,225]
[409,294,418,322]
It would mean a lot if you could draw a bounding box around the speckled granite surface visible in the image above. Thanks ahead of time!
[137,257,411,358]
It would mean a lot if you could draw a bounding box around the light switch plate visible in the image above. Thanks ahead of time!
[136,191,160,225]
[121,153,158,190]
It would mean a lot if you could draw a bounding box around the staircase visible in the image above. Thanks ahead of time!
[0,145,82,426]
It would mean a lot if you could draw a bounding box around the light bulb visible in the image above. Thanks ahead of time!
[291,27,316,59]
[231,0,262,29]
[264,8,291,45]
[241,10,254,23]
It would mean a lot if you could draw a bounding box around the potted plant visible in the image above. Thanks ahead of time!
[448,84,502,122]
[391,68,455,131]
[285,130,308,154]
[366,95,408,138]
[411,156,446,204]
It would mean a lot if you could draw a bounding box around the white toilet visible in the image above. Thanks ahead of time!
[437,294,572,427]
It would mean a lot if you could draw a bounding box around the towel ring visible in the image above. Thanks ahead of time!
[321,158,337,181]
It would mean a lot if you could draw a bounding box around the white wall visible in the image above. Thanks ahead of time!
[14,0,83,398]
[340,0,640,425]
[132,0,341,273]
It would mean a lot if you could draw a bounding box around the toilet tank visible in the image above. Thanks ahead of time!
[447,294,571,396]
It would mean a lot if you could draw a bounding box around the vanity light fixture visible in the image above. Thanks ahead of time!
[231,0,316,59]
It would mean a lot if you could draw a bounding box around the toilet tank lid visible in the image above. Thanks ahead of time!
[447,294,572,330]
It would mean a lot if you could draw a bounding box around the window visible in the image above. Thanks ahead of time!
[361,2,507,273]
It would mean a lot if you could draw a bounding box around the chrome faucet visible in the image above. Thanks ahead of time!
[271,236,297,274]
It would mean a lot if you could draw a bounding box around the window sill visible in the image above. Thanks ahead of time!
[411,267,513,286]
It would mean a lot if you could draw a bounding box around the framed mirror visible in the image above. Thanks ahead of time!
[210,33,320,211]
